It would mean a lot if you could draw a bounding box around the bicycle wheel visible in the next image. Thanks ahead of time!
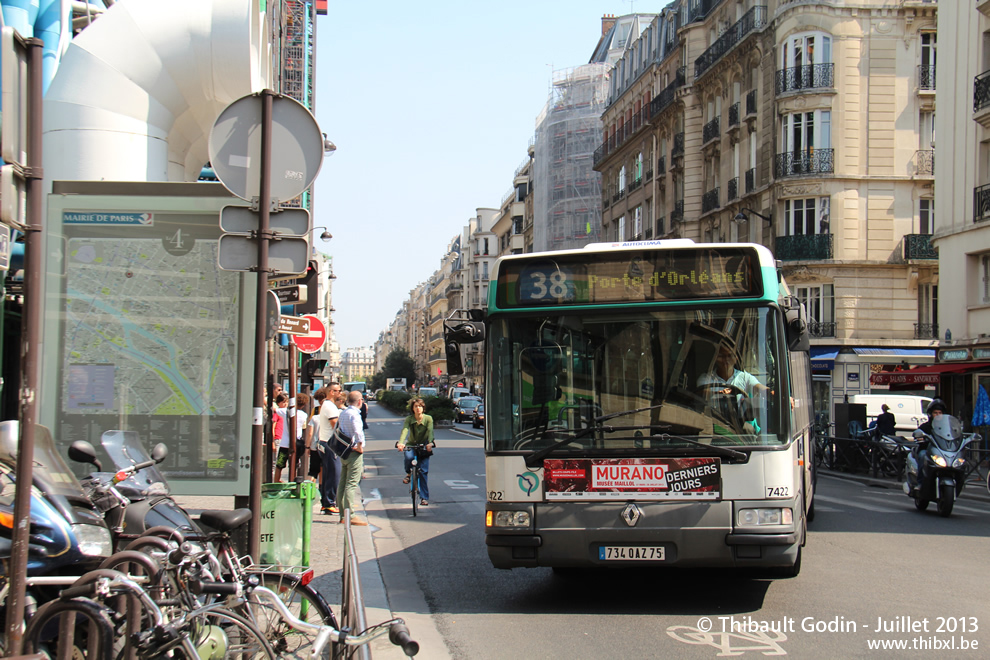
[178,605,275,660]
[248,575,337,660]
[411,463,419,517]
[23,596,117,660]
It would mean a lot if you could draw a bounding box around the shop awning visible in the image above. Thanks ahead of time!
[810,347,838,370]
[853,348,936,358]
[869,362,990,386]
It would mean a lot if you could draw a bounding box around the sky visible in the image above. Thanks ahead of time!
[312,1,631,351]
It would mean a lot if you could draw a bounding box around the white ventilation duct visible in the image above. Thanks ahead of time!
[43,0,268,186]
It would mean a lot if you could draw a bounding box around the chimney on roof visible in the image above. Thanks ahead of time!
[602,14,616,37]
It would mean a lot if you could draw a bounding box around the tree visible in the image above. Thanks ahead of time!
[369,371,386,390]
[383,347,417,387]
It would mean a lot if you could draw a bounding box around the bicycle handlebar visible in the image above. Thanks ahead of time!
[388,621,420,657]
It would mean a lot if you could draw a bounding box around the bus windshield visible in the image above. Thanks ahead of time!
[486,306,787,453]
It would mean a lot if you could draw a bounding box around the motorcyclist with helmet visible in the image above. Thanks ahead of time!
[918,398,947,436]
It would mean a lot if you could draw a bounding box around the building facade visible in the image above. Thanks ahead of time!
[932,0,990,423]
[594,0,940,429]
[339,346,374,383]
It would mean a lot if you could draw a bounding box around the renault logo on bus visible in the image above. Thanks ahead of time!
[621,503,642,527]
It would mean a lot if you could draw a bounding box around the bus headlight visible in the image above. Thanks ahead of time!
[737,508,792,526]
[487,510,531,528]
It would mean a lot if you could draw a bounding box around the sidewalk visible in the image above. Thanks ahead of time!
[175,479,407,659]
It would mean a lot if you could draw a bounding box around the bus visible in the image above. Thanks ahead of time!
[343,382,367,397]
[446,240,814,576]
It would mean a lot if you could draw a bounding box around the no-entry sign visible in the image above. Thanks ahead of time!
[292,314,326,354]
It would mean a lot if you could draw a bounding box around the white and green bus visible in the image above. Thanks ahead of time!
[447,240,815,576]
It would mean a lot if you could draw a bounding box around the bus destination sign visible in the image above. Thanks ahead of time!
[496,247,761,308]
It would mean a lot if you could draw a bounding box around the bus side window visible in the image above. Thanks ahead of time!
[788,351,812,434]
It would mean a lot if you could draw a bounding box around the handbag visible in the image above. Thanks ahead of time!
[327,426,354,460]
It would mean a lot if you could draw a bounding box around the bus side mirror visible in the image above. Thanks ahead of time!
[443,321,485,376]
[444,340,464,377]
[783,297,810,352]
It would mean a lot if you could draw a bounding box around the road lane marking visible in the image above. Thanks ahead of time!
[815,494,903,513]
[443,480,478,489]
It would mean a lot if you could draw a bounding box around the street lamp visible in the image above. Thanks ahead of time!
[734,208,772,226]
[311,226,333,241]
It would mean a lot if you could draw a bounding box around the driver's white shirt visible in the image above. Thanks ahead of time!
[697,368,761,396]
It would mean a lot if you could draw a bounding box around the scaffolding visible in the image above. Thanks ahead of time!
[533,63,609,253]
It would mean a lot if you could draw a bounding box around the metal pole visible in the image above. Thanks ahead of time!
[249,90,275,561]
[288,342,298,481]
[5,35,44,655]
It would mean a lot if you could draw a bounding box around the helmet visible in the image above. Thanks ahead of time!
[926,399,947,415]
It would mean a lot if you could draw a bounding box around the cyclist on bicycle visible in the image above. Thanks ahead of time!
[397,397,435,506]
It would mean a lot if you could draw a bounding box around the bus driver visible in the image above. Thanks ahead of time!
[696,343,769,398]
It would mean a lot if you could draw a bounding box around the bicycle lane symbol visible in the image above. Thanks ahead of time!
[666,625,788,656]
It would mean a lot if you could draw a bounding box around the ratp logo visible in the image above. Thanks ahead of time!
[516,471,539,496]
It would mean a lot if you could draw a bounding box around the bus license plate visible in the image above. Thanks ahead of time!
[599,546,665,561]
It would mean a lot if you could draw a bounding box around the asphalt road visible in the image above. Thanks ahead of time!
[361,402,990,659]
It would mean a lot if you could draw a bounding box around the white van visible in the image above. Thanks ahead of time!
[448,387,471,402]
[850,394,933,433]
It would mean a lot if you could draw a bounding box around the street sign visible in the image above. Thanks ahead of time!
[208,94,324,203]
[292,315,326,354]
[217,233,308,274]
[0,164,26,228]
[220,205,310,235]
[0,224,10,271]
[266,290,281,340]
[273,284,307,304]
[1,26,28,166]
[278,315,311,335]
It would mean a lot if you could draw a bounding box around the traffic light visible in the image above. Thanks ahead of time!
[296,260,319,316]
[304,359,328,383]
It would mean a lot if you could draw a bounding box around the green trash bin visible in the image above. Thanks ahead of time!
[259,481,317,567]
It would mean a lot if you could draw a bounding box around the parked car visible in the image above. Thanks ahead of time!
[455,396,483,422]
[472,404,485,429]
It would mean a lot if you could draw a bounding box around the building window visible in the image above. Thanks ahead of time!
[634,206,642,238]
[982,255,990,304]
[635,152,643,180]
[919,283,937,328]
[919,199,935,235]
[782,32,832,71]
[781,110,831,154]
[617,215,626,241]
[796,284,835,337]
[482,261,489,280]
[784,197,831,235]
[618,165,627,191]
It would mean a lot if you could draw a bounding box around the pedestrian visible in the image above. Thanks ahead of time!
[295,392,319,481]
[317,384,343,515]
[272,393,289,482]
[274,392,307,483]
[337,390,368,525]
[875,403,896,437]
[396,396,435,506]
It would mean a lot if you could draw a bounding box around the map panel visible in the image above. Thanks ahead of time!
[59,230,242,481]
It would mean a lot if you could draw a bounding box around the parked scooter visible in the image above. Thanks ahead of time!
[69,429,203,550]
[903,415,980,517]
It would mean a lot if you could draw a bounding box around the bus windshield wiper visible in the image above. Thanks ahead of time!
[652,434,748,461]
[525,404,665,468]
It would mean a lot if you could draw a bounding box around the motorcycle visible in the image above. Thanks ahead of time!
[69,429,204,550]
[903,415,980,517]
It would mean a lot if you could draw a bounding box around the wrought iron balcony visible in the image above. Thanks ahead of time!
[695,6,768,80]
[645,225,653,239]
[914,323,938,340]
[688,0,720,23]
[918,64,936,91]
[657,156,666,175]
[775,63,834,94]
[645,168,653,182]
[808,321,836,338]
[727,177,738,201]
[702,188,720,213]
[628,177,642,193]
[745,89,757,116]
[703,117,720,145]
[975,69,990,112]
[974,182,990,223]
[774,233,834,261]
[602,195,610,209]
[745,167,756,193]
[904,234,938,260]
[728,102,740,127]
[649,68,686,120]
[656,216,666,236]
[672,132,685,158]
[671,200,684,225]
[774,148,834,178]
[915,149,934,175]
